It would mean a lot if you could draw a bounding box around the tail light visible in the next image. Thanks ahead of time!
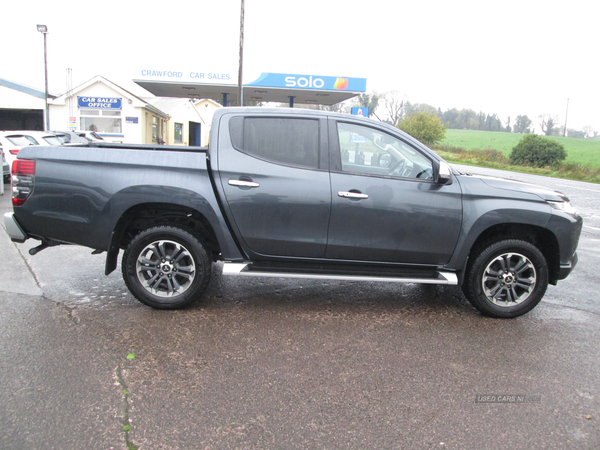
[12,159,36,206]
[9,149,20,155]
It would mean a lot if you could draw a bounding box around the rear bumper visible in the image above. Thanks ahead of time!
[3,212,28,243]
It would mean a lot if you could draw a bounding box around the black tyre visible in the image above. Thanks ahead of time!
[462,239,549,318]
[122,226,212,309]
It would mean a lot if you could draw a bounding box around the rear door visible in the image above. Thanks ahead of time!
[216,113,331,259]
[325,119,463,265]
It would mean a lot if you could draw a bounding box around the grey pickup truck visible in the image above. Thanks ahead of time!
[4,108,582,317]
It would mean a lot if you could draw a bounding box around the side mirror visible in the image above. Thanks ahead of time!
[435,161,453,185]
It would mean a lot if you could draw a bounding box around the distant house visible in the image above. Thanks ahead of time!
[2,75,222,146]
[147,97,222,147]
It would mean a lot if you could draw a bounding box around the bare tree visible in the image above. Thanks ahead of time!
[583,125,598,139]
[382,91,407,127]
[539,114,560,136]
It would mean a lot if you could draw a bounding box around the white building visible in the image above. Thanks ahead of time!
[49,75,170,144]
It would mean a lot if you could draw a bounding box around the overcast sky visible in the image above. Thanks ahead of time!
[2,0,598,132]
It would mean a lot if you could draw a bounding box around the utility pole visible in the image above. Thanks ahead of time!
[563,98,569,137]
[238,0,244,107]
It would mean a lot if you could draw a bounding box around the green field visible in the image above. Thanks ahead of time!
[440,129,600,168]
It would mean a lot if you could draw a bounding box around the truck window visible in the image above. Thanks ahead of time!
[337,122,434,180]
[230,117,319,169]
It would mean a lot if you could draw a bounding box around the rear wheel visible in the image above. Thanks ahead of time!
[122,226,212,309]
[462,239,548,318]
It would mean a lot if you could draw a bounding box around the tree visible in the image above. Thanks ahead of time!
[477,111,486,130]
[566,129,585,139]
[398,112,447,146]
[382,91,406,127]
[353,92,380,118]
[509,134,567,168]
[456,109,479,130]
[405,103,439,117]
[539,114,560,136]
[513,115,532,134]
[583,125,598,139]
[483,114,503,132]
[441,108,460,128]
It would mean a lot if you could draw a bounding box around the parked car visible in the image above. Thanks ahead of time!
[53,131,92,144]
[1,147,9,183]
[0,131,62,167]
[22,131,63,146]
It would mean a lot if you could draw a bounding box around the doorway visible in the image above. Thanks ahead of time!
[188,121,201,146]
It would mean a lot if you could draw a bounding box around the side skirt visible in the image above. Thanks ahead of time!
[222,262,458,285]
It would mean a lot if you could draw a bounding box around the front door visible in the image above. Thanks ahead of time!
[326,120,463,265]
[188,122,201,146]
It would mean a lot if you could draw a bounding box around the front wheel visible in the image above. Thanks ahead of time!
[122,226,212,309]
[462,239,549,318]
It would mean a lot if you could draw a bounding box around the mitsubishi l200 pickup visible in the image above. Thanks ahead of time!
[4,108,582,317]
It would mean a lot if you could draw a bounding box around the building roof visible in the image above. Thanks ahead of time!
[134,73,367,106]
[147,97,222,111]
[0,77,57,99]
[51,75,170,118]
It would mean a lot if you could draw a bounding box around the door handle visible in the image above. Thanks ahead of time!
[228,179,260,188]
[338,191,369,199]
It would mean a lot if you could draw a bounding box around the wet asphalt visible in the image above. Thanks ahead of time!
[1,170,599,450]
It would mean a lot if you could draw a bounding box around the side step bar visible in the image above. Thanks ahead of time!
[222,263,458,285]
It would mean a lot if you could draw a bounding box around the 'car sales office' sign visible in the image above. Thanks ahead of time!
[78,96,122,109]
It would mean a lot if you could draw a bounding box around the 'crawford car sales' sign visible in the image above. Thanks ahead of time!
[78,96,122,109]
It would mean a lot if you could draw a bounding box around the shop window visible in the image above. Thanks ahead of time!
[174,123,183,143]
[152,116,166,144]
[80,108,122,133]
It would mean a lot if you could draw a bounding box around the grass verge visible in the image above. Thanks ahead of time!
[434,145,600,184]
[440,129,600,168]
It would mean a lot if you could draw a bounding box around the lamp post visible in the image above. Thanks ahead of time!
[238,0,244,107]
[36,24,49,131]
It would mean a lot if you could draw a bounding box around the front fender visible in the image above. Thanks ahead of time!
[446,199,552,275]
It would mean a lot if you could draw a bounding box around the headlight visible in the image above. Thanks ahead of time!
[548,200,577,215]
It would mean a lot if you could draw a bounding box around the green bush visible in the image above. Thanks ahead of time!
[398,112,446,147]
[509,134,567,168]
